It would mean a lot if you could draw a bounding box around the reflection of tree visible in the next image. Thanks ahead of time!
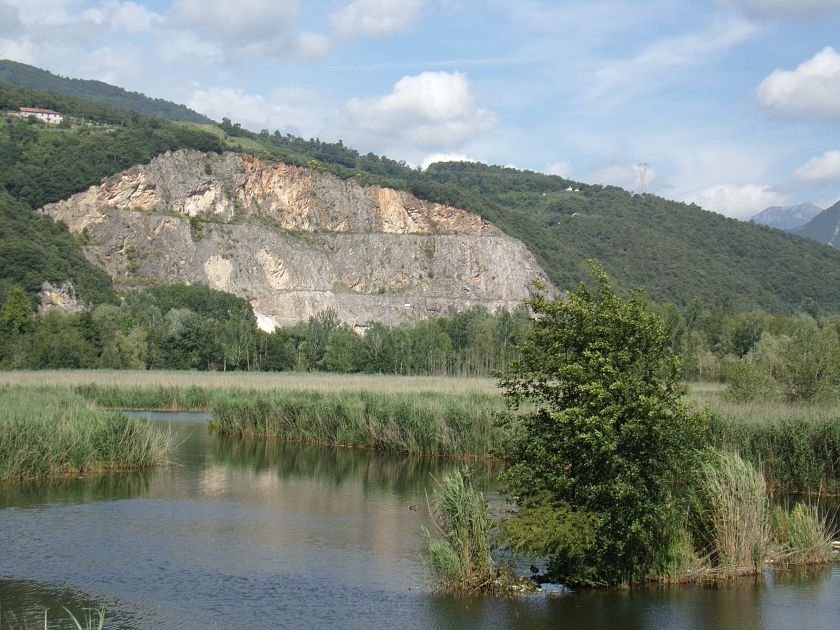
[211,434,500,497]
[0,470,154,508]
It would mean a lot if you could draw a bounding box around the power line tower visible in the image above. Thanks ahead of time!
[636,163,650,194]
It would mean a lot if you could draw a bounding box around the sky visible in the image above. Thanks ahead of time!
[1,0,839,219]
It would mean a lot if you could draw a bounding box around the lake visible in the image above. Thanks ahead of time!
[1,412,838,629]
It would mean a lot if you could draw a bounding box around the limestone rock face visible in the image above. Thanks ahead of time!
[41,150,553,329]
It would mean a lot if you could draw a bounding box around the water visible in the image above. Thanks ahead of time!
[1,412,838,629]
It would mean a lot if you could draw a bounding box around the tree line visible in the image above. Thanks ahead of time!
[0,283,531,376]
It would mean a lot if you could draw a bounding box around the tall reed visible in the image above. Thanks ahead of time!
[771,502,835,565]
[694,451,770,573]
[0,387,173,481]
[422,468,496,592]
[210,390,507,457]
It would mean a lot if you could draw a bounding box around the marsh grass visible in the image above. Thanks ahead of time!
[771,502,835,566]
[689,385,840,492]
[0,387,173,482]
[695,452,771,573]
[210,390,508,457]
[0,370,500,395]
[422,469,497,593]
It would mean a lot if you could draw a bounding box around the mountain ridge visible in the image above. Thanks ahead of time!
[794,200,840,247]
[750,202,822,231]
[0,59,212,124]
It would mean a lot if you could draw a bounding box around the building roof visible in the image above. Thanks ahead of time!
[19,107,61,115]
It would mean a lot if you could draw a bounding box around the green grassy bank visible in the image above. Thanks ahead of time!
[0,386,173,482]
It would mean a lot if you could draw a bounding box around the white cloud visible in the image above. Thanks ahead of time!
[238,31,331,62]
[82,1,160,33]
[0,37,35,63]
[683,183,785,218]
[794,150,840,184]
[344,72,497,151]
[591,18,756,97]
[331,0,424,40]
[0,1,21,36]
[156,31,223,64]
[421,153,471,170]
[187,85,327,136]
[545,161,571,178]
[168,0,299,43]
[721,0,840,16]
[757,47,840,121]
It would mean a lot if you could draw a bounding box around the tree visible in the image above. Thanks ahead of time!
[499,263,707,585]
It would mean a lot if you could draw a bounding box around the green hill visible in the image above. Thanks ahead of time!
[211,130,840,313]
[5,70,840,314]
[0,80,224,305]
[795,200,840,247]
[0,59,212,124]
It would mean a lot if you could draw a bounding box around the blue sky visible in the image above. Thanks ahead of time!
[1,0,839,219]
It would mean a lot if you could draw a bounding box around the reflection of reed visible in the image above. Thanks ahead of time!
[211,434,501,497]
[0,470,154,507]
[0,578,111,629]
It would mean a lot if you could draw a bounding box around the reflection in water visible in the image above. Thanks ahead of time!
[1,415,839,629]
[0,578,119,630]
[0,471,154,509]
[212,433,501,496]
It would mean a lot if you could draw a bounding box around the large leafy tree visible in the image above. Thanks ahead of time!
[499,263,707,585]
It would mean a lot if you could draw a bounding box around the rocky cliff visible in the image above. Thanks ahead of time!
[41,150,551,329]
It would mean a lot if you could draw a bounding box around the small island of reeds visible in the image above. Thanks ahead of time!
[0,386,173,482]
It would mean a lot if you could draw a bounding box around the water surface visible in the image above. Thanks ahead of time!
[1,412,838,629]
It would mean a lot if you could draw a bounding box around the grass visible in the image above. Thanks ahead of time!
[695,451,771,573]
[689,384,840,492]
[0,370,500,395]
[0,386,173,482]
[771,501,835,566]
[422,469,497,593]
[0,371,506,457]
[210,389,508,457]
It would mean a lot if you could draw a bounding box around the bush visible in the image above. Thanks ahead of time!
[498,264,708,585]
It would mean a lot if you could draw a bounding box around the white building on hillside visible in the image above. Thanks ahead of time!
[14,107,63,124]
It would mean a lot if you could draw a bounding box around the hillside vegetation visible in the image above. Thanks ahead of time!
[3,71,840,313]
[0,80,223,304]
[192,122,840,313]
[0,59,212,123]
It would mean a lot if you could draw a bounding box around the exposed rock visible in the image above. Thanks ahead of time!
[38,282,83,315]
[41,150,553,329]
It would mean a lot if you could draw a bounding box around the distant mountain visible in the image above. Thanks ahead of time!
[0,59,212,124]
[750,203,822,231]
[795,200,840,247]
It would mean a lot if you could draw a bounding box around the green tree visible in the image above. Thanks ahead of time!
[499,264,708,585]
[0,285,34,335]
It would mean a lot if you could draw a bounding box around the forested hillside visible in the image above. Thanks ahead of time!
[212,126,840,313]
[0,59,212,123]
[4,71,840,314]
[795,200,840,247]
[0,81,223,304]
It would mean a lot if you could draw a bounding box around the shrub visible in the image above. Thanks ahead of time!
[498,264,708,585]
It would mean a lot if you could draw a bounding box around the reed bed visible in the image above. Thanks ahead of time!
[210,390,508,457]
[688,387,840,492]
[0,386,173,482]
[0,370,500,395]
